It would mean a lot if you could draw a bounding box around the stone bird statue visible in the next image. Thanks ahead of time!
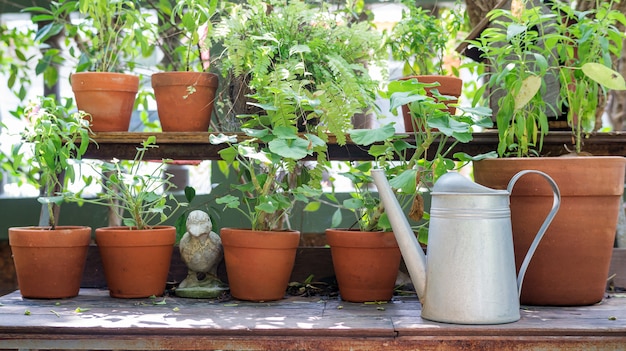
[176,210,227,298]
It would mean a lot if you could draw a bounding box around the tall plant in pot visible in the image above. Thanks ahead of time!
[66,137,187,298]
[466,0,626,306]
[318,79,491,302]
[9,96,92,299]
[148,0,220,132]
[209,129,325,302]
[386,0,465,132]
[29,0,152,132]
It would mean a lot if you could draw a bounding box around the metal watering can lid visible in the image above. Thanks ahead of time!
[432,172,508,195]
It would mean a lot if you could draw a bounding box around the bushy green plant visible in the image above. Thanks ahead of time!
[554,1,626,153]
[387,0,464,76]
[27,0,153,72]
[145,0,218,72]
[67,137,187,230]
[212,0,385,144]
[21,96,92,229]
[319,79,491,239]
[210,130,323,232]
[468,0,626,157]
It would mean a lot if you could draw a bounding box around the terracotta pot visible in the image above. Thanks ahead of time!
[473,156,625,306]
[400,75,462,133]
[326,229,401,302]
[9,226,91,299]
[95,226,175,298]
[151,72,219,132]
[71,72,139,132]
[220,228,300,302]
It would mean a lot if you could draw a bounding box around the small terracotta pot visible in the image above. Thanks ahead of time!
[95,226,175,298]
[326,229,401,302]
[400,75,462,133]
[71,72,139,132]
[9,226,91,299]
[474,156,625,306]
[220,228,300,302]
[151,72,219,132]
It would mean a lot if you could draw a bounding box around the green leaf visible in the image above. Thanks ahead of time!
[389,169,417,194]
[343,198,364,209]
[303,201,321,212]
[349,123,396,146]
[184,186,196,203]
[331,208,343,228]
[268,137,310,160]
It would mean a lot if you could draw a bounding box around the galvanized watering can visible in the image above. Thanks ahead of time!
[372,169,560,324]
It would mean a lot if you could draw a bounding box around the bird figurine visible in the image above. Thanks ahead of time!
[176,210,227,298]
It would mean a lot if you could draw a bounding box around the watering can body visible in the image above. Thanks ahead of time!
[371,169,560,325]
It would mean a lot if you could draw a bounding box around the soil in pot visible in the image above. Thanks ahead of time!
[220,228,300,302]
[70,72,139,132]
[326,229,401,302]
[151,72,219,132]
[401,75,462,133]
[9,226,92,299]
[473,156,625,306]
[95,226,175,298]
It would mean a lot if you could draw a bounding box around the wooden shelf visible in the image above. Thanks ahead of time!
[84,131,626,161]
[0,288,624,351]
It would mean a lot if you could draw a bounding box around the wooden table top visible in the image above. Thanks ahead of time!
[0,289,625,350]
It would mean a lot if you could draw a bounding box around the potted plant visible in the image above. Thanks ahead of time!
[386,0,464,132]
[209,128,325,302]
[321,161,402,303]
[8,96,92,299]
[66,136,187,298]
[28,0,152,132]
[319,79,491,302]
[149,0,220,132]
[211,0,385,136]
[466,0,626,306]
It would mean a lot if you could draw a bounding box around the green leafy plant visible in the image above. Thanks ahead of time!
[212,0,385,143]
[145,0,218,72]
[20,96,92,229]
[553,1,626,154]
[67,137,187,230]
[209,130,324,232]
[468,0,626,157]
[386,0,463,76]
[344,79,491,240]
[27,0,153,72]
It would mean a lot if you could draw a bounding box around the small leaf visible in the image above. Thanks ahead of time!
[349,123,396,146]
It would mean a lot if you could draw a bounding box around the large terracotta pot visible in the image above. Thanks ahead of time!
[9,226,91,299]
[71,72,139,132]
[326,229,401,302]
[401,75,462,133]
[473,156,626,306]
[151,72,219,132]
[220,228,300,302]
[95,226,175,298]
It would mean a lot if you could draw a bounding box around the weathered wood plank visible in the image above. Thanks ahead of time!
[1,289,625,348]
[83,131,626,161]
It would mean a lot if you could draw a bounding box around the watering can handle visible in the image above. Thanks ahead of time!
[506,170,561,297]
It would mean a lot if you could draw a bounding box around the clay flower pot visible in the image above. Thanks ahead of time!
[220,228,300,302]
[151,72,219,132]
[473,156,625,306]
[95,226,175,298]
[71,72,139,132]
[326,229,401,302]
[400,75,462,133]
[9,226,91,299]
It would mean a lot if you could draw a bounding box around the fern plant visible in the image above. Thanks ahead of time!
[212,0,385,144]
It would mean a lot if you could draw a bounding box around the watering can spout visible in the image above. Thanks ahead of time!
[371,169,427,301]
